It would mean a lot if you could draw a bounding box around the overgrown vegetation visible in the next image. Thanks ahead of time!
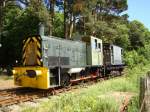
[124,42,150,68]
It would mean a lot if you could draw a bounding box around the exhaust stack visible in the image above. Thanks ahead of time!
[39,22,45,36]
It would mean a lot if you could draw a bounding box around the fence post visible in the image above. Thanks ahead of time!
[140,77,146,112]
[140,71,150,112]
[145,72,150,111]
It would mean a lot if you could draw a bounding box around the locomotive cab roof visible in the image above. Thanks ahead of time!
[103,43,123,49]
[82,36,102,44]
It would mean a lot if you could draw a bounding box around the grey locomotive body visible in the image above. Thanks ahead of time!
[41,36,87,68]
[40,36,105,86]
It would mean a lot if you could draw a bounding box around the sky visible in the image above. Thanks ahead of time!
[127,0,150,30]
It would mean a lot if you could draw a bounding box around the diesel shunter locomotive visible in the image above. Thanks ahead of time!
[13,35,124,89]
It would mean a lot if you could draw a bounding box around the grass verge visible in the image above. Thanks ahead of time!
[127,96,139,112]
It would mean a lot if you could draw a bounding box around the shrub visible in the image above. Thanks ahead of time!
[138,44,150,61]
[124,50,147,68]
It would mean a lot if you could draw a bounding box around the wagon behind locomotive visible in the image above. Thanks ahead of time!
[103,43,124,75]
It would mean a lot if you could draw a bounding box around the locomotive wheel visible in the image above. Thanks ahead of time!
[61,73,70,87]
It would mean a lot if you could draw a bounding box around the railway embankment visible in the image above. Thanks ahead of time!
[8,63,149,112]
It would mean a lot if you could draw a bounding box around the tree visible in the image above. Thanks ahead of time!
[0,0,50,66]
[129,20,148,49]
[53,13,64,37]
[64,0,84,39]
[75,0,128,41]
[114,22,130,49]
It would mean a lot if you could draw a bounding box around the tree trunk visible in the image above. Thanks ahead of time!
[0,0,5,43]
[48,0,55,36]
[64,0,69,39]
[68,14,74,39]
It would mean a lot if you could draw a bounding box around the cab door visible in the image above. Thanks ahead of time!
[91,36,103,66]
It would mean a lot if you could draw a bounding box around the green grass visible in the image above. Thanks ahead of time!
[21,64,150,112]
[22,94,119,112]
[127,96,139,112]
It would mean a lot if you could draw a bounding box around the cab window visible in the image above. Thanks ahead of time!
[95,39,97,49]
[98,43,101,51]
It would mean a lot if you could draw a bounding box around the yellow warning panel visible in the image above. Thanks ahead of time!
[23,36,42,66]
[13,67,50,89]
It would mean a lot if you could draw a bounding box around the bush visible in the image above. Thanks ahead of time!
[138,43,150,61]
[124,50,147,68]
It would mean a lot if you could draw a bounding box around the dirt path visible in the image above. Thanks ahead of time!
[98,91,135,112]
[110,92,135,112]
[0,76,18,90]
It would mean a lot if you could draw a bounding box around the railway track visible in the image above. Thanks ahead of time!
[0,84,86,107]
[0,86,78,107]
[0,88,46,107]
[0,76,118,108]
